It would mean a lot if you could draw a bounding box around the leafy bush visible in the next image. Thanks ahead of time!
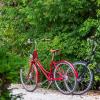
[0,0,100,98]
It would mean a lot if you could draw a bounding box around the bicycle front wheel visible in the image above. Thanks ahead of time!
[73,61,93,95]
[20,64,38,92]
[54,62,77,95]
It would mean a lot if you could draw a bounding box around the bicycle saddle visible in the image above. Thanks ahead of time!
[50,49,60,53]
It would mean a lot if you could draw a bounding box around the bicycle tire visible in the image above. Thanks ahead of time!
[73,61,93,95]
[54,62,77,95]
[20,64,38,92]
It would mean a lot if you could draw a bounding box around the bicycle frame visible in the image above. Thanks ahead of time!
[28,49,78,82]
[35,60,63,81]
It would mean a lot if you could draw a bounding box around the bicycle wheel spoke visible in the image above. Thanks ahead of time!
[20,65,37,92]
[54,62,77,94]
[73,62,93,95]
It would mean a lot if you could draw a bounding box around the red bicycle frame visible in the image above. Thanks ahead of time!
[28,49,78,82]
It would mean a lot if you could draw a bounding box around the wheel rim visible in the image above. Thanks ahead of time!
[54,63,77,94]
[20,66,37,91]
[73,62,93,94]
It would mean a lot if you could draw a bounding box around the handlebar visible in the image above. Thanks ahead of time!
[41,38,51,41]
[87,38,98,61]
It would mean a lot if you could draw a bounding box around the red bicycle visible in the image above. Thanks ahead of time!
[20,40,78,94]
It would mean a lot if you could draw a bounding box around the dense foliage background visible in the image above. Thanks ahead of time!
[0,0,100,99]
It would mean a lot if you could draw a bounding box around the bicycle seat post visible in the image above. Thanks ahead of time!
[50,49,60,61]
[51,52,55,61]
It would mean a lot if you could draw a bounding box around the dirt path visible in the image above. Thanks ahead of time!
[10,84,100,100]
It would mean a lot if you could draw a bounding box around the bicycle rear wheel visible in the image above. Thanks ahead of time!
[73,61,93,95]
[54,62,77,95]
[20,64,38,92]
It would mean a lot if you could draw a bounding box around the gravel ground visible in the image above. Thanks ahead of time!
[9,84,100,100]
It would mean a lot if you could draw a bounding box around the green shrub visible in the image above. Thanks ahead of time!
[0,0,100,98]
